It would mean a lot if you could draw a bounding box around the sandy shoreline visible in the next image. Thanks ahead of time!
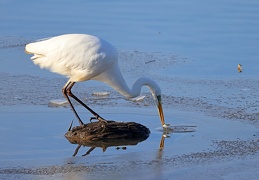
[1,72,258,125]
[0,140,258,179]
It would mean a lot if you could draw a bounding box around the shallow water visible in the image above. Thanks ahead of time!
[1,0,259,78]
[0,0,259,179]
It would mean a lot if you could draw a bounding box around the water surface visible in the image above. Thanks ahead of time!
[0,0,258,179]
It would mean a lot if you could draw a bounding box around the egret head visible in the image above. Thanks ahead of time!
[155,95,165,127]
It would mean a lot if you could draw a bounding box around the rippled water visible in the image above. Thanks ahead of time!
[1,0,259,77]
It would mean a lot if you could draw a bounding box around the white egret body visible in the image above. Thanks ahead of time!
[25,34,165,127]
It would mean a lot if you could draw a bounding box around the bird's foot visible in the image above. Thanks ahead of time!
[89,116,107,123]
[89,117,97,122]
[78,119,85,127]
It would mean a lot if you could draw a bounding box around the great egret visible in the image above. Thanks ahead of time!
[25,34,166,127]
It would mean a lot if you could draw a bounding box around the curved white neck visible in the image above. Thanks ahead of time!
[93,64,161,99]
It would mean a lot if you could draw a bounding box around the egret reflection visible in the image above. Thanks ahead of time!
[66,135,149,156]
[65,121,196,156]
[66,129,171,156]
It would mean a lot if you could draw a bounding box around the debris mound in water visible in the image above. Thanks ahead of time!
[65,120,150,141]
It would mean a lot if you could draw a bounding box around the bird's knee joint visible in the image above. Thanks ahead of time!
[67,89,73,96]
[62,88,72,96]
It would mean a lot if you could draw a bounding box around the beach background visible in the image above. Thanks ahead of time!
[0,0,258,179]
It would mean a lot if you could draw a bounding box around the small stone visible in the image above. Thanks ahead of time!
[48,99,68,107]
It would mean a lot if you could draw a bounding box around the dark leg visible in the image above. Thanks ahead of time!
[62,81,84,126]
[62,81,106,124]
[72,145,82,156]
[82,147,96,156]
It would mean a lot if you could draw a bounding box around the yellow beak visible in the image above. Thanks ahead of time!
[157,101,165,126]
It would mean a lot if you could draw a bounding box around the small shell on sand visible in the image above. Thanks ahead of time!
[92,91,111,96]
[131,95,146,102]
[48,99,69,107]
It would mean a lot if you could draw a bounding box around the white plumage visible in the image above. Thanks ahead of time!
[26,34,116,82]
[25,34,165,127]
